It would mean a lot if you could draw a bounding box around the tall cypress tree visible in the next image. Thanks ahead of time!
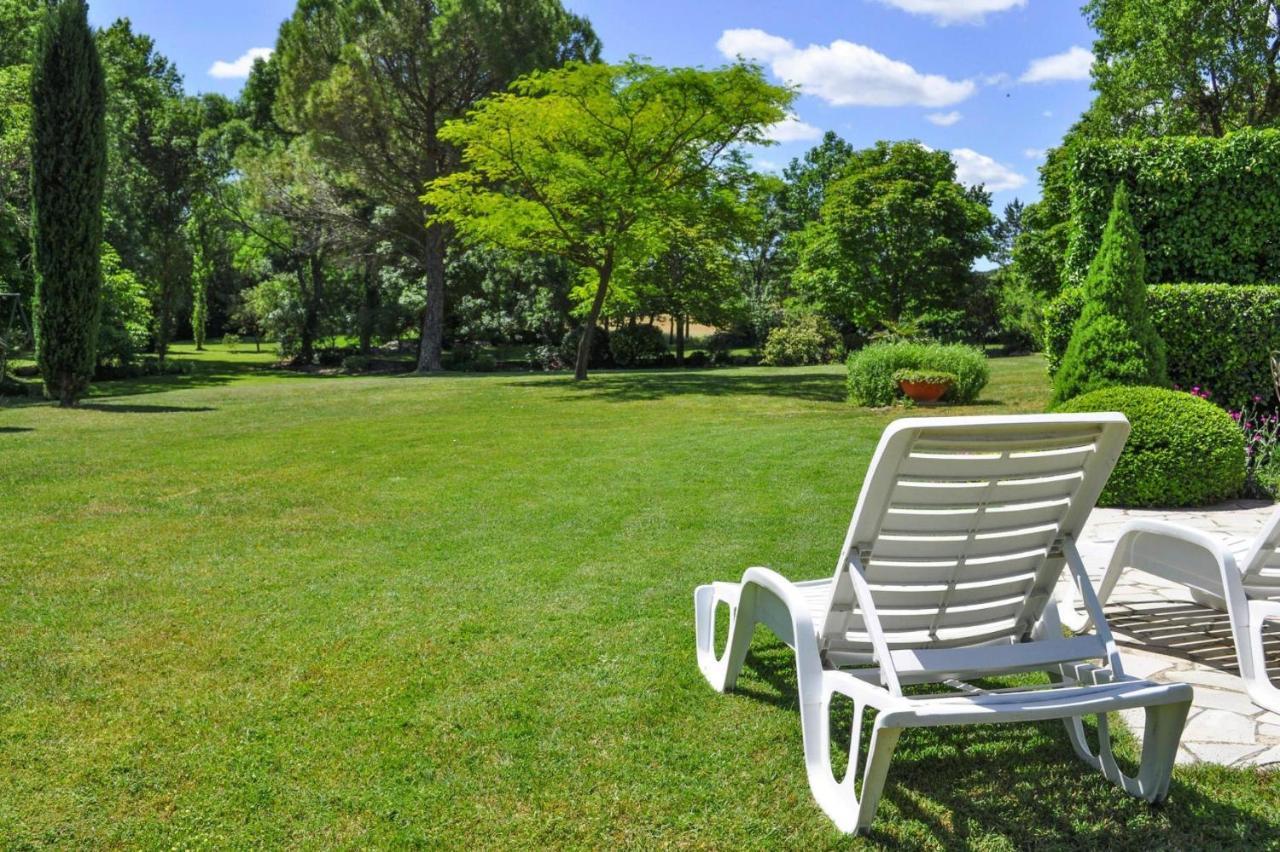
[30,0,107,406]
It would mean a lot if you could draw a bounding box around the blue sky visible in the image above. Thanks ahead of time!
[86,0,1098,207]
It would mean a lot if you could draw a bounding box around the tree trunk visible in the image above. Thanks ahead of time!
[298,256,323,366]
[417,222,445,373]
[358,256,377,356]
[675,314,686,365]
[574,261,613,381]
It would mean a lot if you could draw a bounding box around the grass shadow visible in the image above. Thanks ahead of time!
[79,403,217,414]
[0,426,33,433]
[509,369,849,404]
[734,633,1276,848]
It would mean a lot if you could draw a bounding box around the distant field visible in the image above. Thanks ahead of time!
[1,353,1276,848]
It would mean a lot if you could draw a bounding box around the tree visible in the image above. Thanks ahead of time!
[0,1,45,308]
[793,141,994,331]
[1051,185,1167,405]
[29,0,106,406]
[98,21,206,360]
[1085,0,1280,137]
[424,60,790,379]
[990,199,1025,268]
[274,0,600,373]
[780,131,855,231]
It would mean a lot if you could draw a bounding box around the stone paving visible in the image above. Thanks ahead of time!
[1072,500,1280,768]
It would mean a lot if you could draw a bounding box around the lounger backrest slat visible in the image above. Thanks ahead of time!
[821,414,1130,655]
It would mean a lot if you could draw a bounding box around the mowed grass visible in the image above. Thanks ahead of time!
[1,355,1276,849]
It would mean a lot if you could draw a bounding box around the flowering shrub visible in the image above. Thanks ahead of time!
[1230,399,1280,498]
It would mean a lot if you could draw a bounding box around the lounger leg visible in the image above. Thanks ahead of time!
[1064,699,1189,802]
[802,683,901,835]
[694,583,754,692]
[1242,602,1280,714]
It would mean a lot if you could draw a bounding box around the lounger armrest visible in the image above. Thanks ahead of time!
[1077,519,1249,634]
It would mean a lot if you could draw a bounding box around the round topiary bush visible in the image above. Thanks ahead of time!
[1056,386,1245,507]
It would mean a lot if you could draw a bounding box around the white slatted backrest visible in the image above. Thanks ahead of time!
[1240,506,1280,596]
[821,414,1130,653]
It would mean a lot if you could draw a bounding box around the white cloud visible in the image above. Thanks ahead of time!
[715,28,794,61]
[754,158,783,174]
[875,0,1026,25]
[718,28,975,107]
[1019,46,1093,84]
[765,115,824,142]
[209,47,273,80]
[981,72,1012,87]
[951,148,1027,191]
[1023,147,1045,159]
[1042,110,1054,117]
[926,110,962,126]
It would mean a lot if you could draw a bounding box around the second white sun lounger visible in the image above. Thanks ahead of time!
[694,414,1192,834]
[1064,508,1280,713]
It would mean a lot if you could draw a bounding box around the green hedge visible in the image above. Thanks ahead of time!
[1056,386,1245,507]
[847,341,988,407]
[1064,130,1280,287]
[1045,284,1280,410]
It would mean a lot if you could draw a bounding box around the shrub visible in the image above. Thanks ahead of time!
[222,333,241,353]
[1045,284,1280,410]
[1065,130,1280,288]
[1052,185,1166,405]
[96,244,151,367]
[528,344,564,371]
[846,341,989,407]
[892,368,957,385]
[559,325,611,369]
[761,314,845,366]
[1233,402,1280,499]
[1056,386,1245,507]
[342,355,371,372]
[609,324,667,367]
[994,273,1045,353]
[685,350,709,368]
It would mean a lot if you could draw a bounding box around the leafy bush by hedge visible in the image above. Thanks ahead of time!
[1052,185,1166,405]
[846,341,989,407]
[1056,386,1245,507]
[609,324,667,367]
[1065,129,1280,288]
[1045,284,1280,411]
[761,313,845,366]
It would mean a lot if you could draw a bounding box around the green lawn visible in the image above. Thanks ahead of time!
[1,355,1276,848]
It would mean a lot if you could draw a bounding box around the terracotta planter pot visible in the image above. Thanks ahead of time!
[898,379,951,403]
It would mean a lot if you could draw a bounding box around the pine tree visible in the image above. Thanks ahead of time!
[1051,184,1167,405]
[30,0,107,406]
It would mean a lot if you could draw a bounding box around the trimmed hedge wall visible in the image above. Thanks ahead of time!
[1064,130,1280,288]
[1045,284,1280,410]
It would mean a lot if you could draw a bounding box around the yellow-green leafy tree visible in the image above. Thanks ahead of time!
[424,60,791,380]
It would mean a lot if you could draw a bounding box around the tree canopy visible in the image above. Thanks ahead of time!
[793,141,994,330]
[424,60,791,378]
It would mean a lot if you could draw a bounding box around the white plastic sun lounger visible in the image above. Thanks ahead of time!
[1063,508,1280,714]
[694,415,1192,835]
